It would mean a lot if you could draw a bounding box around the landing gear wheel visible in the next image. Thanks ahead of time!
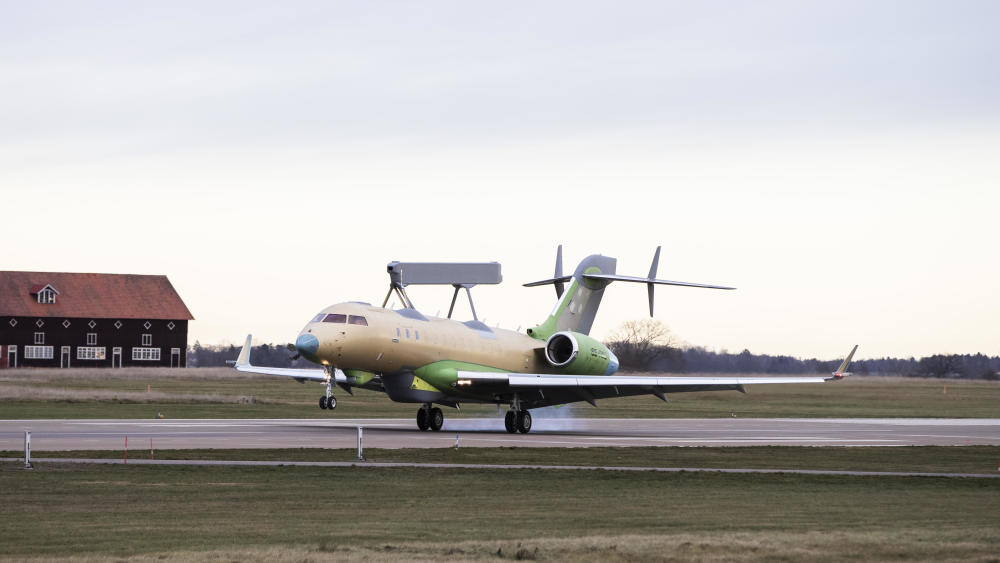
[504,411,517,433]
[327,396,337,410]
[429,407,444,431]
[416,408,429,431]
[516,410,532,434]
[319,396,328,409]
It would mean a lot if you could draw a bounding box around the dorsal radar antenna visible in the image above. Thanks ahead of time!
[383,261,502,321]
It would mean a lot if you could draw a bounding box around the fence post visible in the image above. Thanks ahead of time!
[24,431,31,469]
[357,426,364,461]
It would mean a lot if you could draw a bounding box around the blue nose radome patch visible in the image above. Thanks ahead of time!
[295,333,319,357]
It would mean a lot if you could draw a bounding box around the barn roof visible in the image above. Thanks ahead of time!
[0,272,194,320]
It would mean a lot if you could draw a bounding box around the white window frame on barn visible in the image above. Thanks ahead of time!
[36,287,57,304]
[34,332,45,345]
[132,347,160,361]
[142,333,152,346]
[86,333,97,345]
[77,347,106,360]
[24,346,53,359]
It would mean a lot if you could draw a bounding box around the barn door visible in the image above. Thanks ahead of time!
[61,346,71,368]
[112,347,122,368]
[7,346,16,369]
[0,345,6,369]
[170,348,180,368]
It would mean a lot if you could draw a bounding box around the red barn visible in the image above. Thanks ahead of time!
[0,272,193,368]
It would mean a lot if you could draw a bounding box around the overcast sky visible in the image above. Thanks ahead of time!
[2,1,998,360]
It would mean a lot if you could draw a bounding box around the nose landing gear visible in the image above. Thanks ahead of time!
[318,379,336,411]
[416,404,443,431]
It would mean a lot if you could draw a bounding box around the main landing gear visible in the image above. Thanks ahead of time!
[504,409,532,434]
[318,380,336,411]
[416,403,444,431]
[503,395,532,433]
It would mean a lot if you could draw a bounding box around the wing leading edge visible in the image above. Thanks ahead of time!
[232,334,339,382]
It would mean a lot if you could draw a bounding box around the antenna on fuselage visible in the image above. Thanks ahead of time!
[383,261,503,321]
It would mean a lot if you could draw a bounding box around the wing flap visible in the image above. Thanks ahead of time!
[457,371,835,388]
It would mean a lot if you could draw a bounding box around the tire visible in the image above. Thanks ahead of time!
[504,411,517,433]
[319,396,328,409]
[327,396,337,410]
[416,408,429,431]
[516,410,532,434]
[429,407,444,431]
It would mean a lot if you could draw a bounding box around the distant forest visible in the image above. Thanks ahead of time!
[187,338,1000,380]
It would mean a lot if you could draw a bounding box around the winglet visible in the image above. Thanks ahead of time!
[235,334,253,368]
[831,344,858,378]
[647,246,661,316]
[554,245,565,298]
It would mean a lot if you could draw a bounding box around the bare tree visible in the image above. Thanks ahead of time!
[606,319,676,370]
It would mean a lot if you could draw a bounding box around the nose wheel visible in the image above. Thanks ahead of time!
[318,379,336,411]
[416,404,443,431]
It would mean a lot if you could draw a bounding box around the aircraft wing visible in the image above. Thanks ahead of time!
[457,372,839,387]
[454,371,844,408]
[232,334,333,382]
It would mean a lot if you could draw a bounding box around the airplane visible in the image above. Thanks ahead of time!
[233,247,857,434]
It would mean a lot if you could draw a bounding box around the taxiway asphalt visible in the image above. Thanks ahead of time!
[2,417,999,450]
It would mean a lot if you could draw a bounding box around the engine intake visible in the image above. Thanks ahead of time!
[544,332,578,367]
[542,331,619,375]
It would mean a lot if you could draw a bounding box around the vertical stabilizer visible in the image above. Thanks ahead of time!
[527,255,617,339]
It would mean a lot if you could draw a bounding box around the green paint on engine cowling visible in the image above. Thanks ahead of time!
[414,360,505,392]
[344,369,378,388]
[555,331,613,375]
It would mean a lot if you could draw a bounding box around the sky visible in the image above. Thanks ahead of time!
[2,1,998,360]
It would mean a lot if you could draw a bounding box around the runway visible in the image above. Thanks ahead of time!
[2,417,999,450]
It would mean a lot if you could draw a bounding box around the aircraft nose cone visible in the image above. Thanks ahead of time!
[295,333,319,357]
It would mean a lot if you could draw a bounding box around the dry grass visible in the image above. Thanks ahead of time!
[2,367,999,419]
[0,384,280,404]
[5,530,998,562]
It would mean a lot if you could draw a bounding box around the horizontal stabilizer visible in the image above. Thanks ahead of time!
[582,273,735,290]
[523,275,573,288]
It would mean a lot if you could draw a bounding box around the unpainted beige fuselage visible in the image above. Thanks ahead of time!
[301,302,549,374]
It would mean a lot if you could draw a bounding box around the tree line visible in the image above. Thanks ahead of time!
[187,321,1000,380]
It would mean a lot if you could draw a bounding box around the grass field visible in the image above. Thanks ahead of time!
[2,367,999,419]
[1,460,998,561]
[6,445,1000,474]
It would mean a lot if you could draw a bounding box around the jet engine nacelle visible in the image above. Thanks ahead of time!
[543,331,619,375]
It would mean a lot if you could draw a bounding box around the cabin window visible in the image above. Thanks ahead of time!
[323,313,347,323]
[348,315,368,326]
[405,328,410,339]
[311,314,326,323]
[34,332,45,344]
[415,331,420,341]
[396,328,401,338]
[142,333,152,346]
[86,333,97,345]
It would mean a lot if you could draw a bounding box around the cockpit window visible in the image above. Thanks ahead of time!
[311,314,325,323]
[348,315,368,326]
[323,313,347,323]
